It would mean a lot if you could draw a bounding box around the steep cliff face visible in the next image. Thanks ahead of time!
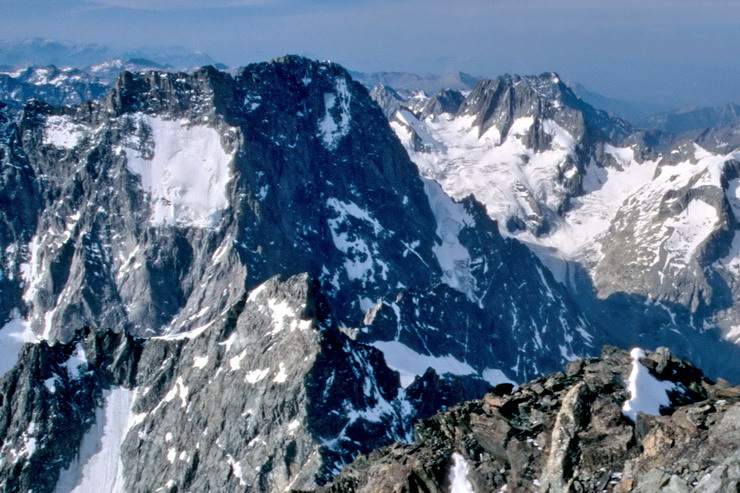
[319,346,740,493]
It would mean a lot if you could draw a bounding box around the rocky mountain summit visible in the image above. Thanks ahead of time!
[318,346,740,493]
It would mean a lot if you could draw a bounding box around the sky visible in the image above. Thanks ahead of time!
[1,0,739,108]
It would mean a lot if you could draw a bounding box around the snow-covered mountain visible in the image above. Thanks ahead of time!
[3,54,740,491]
[86,58,172,85]
[375,73,740,379]
[0,65,109,108]
[0,59,223,108]
[0,56,601,491]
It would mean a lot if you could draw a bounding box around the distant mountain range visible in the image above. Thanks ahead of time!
[349,70,478,97]
[0,38,222,72]
[566,81,668,125]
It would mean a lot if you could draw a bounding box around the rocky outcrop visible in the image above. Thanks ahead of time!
[1,274,500,492]
[318,346,740,493]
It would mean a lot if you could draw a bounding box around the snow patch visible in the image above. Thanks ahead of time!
[265,298,303,334]
[44,116,87,149]
[0,312,36,378]
[163,377,189,408]
[423,178,477,301]
[319,77,351,149]
[65,343,88,379]
[124,115,234,228]
[481,368,517,387]
[371,340,475,387]
[21,234,43,304]
[326,198,387,283]
[192,355,208,369]
[622,348,677,422]
[448,452,475,493]
[245,368,270,384]
[663,199,718,265]
[54,388,134,493]
[604,144,634,167]
[273,362,288,383]
[226,454,247,487]
[44,376,58,393]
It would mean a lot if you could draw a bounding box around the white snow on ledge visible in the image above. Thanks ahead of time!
[622,348,677,422]
[44,115,87,149]
[448,452,475,493]
[422,178,478,302]
[319,77,351,149]
[0,312,37,378]
[370,340,476,388]
[124,115,234,228]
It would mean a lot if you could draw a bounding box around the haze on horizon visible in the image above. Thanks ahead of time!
[2,0,739,109]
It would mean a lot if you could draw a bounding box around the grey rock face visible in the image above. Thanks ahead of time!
[0,274,483,492]
[120,273,416,492]
[318,346,740,493]
[460,73,628,146]
[0,328,141,493]
[594,157,738,312]
[417,89,465,121]
[368,84,406,121]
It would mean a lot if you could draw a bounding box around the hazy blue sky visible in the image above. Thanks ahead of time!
[2,0,739,107]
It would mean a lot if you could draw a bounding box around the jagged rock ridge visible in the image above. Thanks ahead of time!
[1,56,595,383]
